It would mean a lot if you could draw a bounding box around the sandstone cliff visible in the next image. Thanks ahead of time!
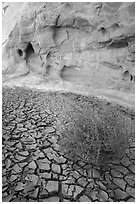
[2,2,135,107]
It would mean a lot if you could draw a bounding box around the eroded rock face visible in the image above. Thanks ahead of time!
[2,2,135,107]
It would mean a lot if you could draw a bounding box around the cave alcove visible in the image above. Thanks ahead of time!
[25,42,35,60]
[17,49,23,57]
[123,70,130,81]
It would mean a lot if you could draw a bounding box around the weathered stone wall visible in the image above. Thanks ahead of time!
[2,2,135,107]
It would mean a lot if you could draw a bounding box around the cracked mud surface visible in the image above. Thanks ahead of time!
[2,87,135,202]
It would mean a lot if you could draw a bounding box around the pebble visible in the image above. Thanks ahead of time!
[40,172,51,179]
[46,152,56,160]
[29,188,39,199]
[19,151,29,156]
[2,186,8,192]
[44,127,55,134]
[25,144,37,150]
[48,136,57,144]
[18,162,28,168]
[16,142,22,149]
[25,175,39,186]
[52,163,61,174]
[62,164,67,170]
[53,143,60,151]
[12,164,22,173]
[74,185,84,197]
[10,175,18,182]
[62,184,68,194]
[68,185,74,196]
[78,177,88,187]
[108,190,115,199]
[59,175,67,180]
[113,178,126,190]
[104,172,112,183]
[111,169,123,178]
[114,165,129,175]
[86,181,94,189]
[24,182,35,194]
[33,149,41,155]
[2,169,6,177]
[43,147,57,155]
[3,134,10,141]
[38,158,50,163]
[18,127,28,131]
[25,136,35,143]
[110,159,120,165]
[128,164,135,173]
[37,152,45,158]
[12,158,19,163]
[71,171,81,179]
[46,181,58,192]
[15,154,26,161]
[120,157,132,167]
[78,161,86,167]
[42,197,59,202]
[2,194,13,202]
[63,176,75,184]
[11,198,21,202]
[52,173,58,180]
[127,197,135,202]
[32,131,41,139]
[42,140,51,147]
[63,199,71,202]
[106,182,117,190]
[95,180,106,190]
[20,197,27,202]
[15,182,24,191]
[54,155,67,164]
[87,169,92,177]
[37,162,50,171]
[27,169,35,174]
[97,190,108,201]
[79,195,91,202]
[93,168,100,178]
[126,186,135,197]
[90,190,98,201]
[124,174,135,187]
[6,141,16,146]
[41,188,49,196]
[5,159,11,168]
[28,161,37,169]
[108,198,114,202]
[2,192,8,198]
[114,189,129,200]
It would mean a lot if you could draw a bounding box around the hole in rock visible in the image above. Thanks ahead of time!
[111,23,120,29]
[99,27,107,34]
[17,49,23,57]
[130,75,135,82]
[46,51,52,59]
[25,42,34,59]
[123,70,130,81]
[130,75,133,81]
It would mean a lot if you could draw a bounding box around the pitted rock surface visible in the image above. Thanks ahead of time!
[2,87,135,202]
